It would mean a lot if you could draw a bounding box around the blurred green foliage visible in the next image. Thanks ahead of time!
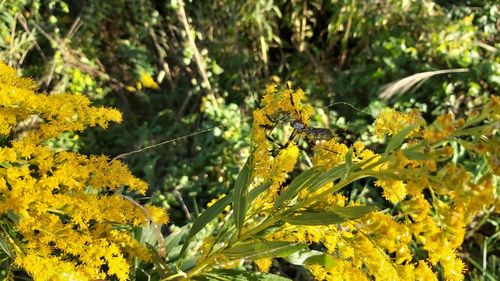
[0,0,498,280]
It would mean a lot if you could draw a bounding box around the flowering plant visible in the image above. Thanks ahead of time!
[163,85,498,281]
[0,63,167,281]
[1,62,498,281]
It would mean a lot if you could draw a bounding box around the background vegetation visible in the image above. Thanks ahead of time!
[0,0,498,280]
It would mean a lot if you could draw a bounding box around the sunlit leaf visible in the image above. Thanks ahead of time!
[402,149,431,160]
[330,205,377,218]
[285,249,325,266]
[177,193,232,265]
[0,235,14,258]
[146,243,172,278]
[304,253,336,268]
[385,125,416,154]
[307,165,346,193]
[275,167,322,207]
[221,241,307,260]
[195,269,291,281]
[249,181,272,202]
[233,155,254,235]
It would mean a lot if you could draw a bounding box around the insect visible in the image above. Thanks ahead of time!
[113,85,365,161]
[290,120,334,141]
[261,90,335,151]
[286,91,334,144]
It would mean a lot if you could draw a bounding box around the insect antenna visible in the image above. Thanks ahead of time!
[111,119,245,161]
[322,101,374,118]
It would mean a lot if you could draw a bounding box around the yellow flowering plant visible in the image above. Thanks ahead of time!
[159,85,498,281]
[1,60,498,281]
[0,63,168,281]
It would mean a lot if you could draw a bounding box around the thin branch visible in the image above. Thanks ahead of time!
[17,13,47,62]
[177,0,218,109]
[148,26,175,90]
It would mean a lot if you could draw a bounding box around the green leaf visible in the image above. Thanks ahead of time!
[385,125,416,154]
[345,146,353,168]
[285,212,347,225]
[252,221,285,238]
[286,205,375,226]
[195,269,291,281]
[285,249,325,266]
[177,193,232,265]
[330,205,377,218]
[145,242,172,278]
[402,149,431,160]
[233,155,254,235]
[221,241,307,260]
[0,162,12,168]
[163,225,190,261]
[0,235,14,258]
[275,167,322,207]
[248,181,271,202]
[303,253,336,268]
[307,165,345,193]
[344,146,353,180]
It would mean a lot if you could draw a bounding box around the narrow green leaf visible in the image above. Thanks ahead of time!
[252,221,285,237]
[0,235,14,258]
[145,242,171,278]
[385,125,416,154]
[402,149,431,160]
[233,156,254,235]
[179,256,197,272]
[285,249,325,266]
[177,193,232,265]
[221,241,307,260]
[307,165,345,193]
[164,225,190,261]
[330,205,377,219]
[343,146,354,180]
[0,162,12,168]
[345,146,353,166]
[195,269,292,281]
[304,253,336,268]
[164,226,189,252]
[285,212,347,225]
[248,181,271,202]
[275,167,322,207]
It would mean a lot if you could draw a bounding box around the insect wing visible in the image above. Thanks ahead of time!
[306,127,334,140]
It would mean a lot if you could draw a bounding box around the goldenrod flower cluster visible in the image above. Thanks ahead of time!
[246,85,498,281]
[251,84,312,205]
[0,63,168,281]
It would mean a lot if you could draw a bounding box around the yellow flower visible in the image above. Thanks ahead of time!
[423,113,464,142]
[312,139,349,169]
[374,179,407,203]
[0,62,166,281]
[254,258,273,272]
[139,72,160,89]
[374,108,424,136]
[414,261,438,281]
[145,204,170,224]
